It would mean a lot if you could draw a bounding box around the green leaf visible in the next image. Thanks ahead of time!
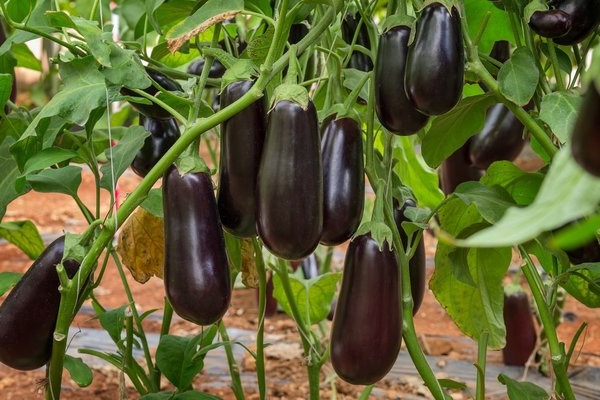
[156,327,217,390]
[0,220,45,259]
[27,165,82,197]
[0,137,25,220]
[498,47,539,106]
[247,26,274,65]
[146,0,168,34]
[139,393,173,400]
[22,148,79,175]
[174,391,222,399]
[454,182,515,223]
[421,94,496,168]
[464,0,514,54]
[438,378,468,390]
[0,272,22,297]
[550,214,600,251]
[539,92,581,144]
[6,0,35,23]
[458,148,600,247]
[393,132,444,209]
[64,355,93,387]
[99,126,150,191]
[166,0,243,51]
[562,264,600,308]
[431,198,510,349]
[480,161,544,206]
[102,45,151,89]
[98,306,126,344]
[498,374,549,400]
[0,73,13,109]
[11,43,42,71]
[140,188,163,218]
[273,272,341,325]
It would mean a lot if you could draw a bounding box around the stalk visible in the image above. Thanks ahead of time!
[218,323,245,400]
[475,331,488,400]
[252,238,268,400]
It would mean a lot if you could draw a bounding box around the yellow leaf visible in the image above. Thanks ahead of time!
[117,207,164,283]
[240,238,257,288]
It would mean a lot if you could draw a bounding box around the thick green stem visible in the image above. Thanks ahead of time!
[475,331,488,400]
[154,297,174,389]
[546,40,565,91]
[308,364,321,400]
[190,24,221,123]
[218,323,245,400]
[252,239,267,400]
[520,249,575,400]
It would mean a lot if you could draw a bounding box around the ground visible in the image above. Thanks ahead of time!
[1,153,599,399]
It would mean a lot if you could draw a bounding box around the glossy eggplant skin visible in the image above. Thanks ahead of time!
[375,25,429,135]
[0,236,80,370]
[131,115,180,178]
[393,199,426,316]
[405,3,464,116]
[468,103,526,169]
[330,234,402,385]
[553,0,600,45]
[342,13,373,72]
[489,40,511,64]
[440,140,483,195]
[187,58,226,79]
[122,68,183,120]
[528,9,572,38]
[572,84,600,177]
[256,100,322,260]
[163,167,231,326]
[503,291,537,366]
[320,117,364,246]
[217,80,267,238]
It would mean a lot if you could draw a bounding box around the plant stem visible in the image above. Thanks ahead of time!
[218,323,245,400]
[519,248,575,400]
[252,238,268,400]
[475,331,488,400]
[546,40,565,91]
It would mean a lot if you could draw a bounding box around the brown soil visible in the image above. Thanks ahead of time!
[1,161,599,399]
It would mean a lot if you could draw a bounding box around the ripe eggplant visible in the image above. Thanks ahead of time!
[330,234,402,385]
[375,25,429,135]
[503,290,537,366]
[571,84,600,177]
[468,103,526,170]
[405,3,465,116]
[553,0,600,45]
[342,13,373,72]
[320,117,364,246]
[393,199,426,316]
[217,80,267,238]
[131,115,180,178]
[0,236,81,370]
[163,167,231,325]
[489,40,511,64]
[528,9,572,38]
[256,99,322,260]
[122,68,183,120]
[440,140,483,195]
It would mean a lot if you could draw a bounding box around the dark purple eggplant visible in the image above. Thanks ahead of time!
[163,166,231,325]
[375,25,429,135]
[342,13,373,72]
[0,236,81,370]
[405,3,465,116]
[553,0,600,45]
[529,9,572,38]
[217,80,267,238]
[503,290,537,366]
[131,115,180,178]
[572,84,600,177]
[468,103,526,169]
[440,140,484,195]
[393,199,426,316]
[122,68,183,120]
[256,99,322,260]
[320,117,364,246]
[330,234,402,385]
[187,58,226,79]
[489,40,511,64]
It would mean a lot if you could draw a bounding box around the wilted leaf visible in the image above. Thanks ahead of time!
[240,239,257,288]
[117,207,164,283]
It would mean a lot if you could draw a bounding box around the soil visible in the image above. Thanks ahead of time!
[1,152,600,399]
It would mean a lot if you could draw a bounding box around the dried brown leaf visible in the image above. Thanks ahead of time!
[240,238,258,288]
[167,11,240,53]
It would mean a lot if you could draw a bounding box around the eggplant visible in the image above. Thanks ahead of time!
[0,236,81,370]
[217,80,267,238]
[405,2,465,116]
[503,290,537,366]
[163,166,231,325]
[468,103,526,170]
[187,59,226,79]
[393,199,427,316]
[528,9,572,38]
[440,140,484,195]
[553,0,600,45]
[256,99,322,260]
[374,25,429,135]
[131,115,180,178]
[320,117,364,246]
[342,13,373,72]
[330,234,402,385]
[571,84,600,177]
[121,68,183,120]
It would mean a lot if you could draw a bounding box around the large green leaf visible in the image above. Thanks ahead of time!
[0,220,45,259]
[464,0,514,54]
[562,263,600,308]
[539,92,581,144]
[99,126,150,191]
[421,94,496,168]
[480,161,544,206]
[453,181,515,223]
[498,374,549,400]
[22,147,79,175]
[431,198,511,349]
[458,148,600,247]
[273,272,341,325]
[498,47,539,106]
[11,43,42,71]
[393,135,444,209]
[27,165,82,197]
